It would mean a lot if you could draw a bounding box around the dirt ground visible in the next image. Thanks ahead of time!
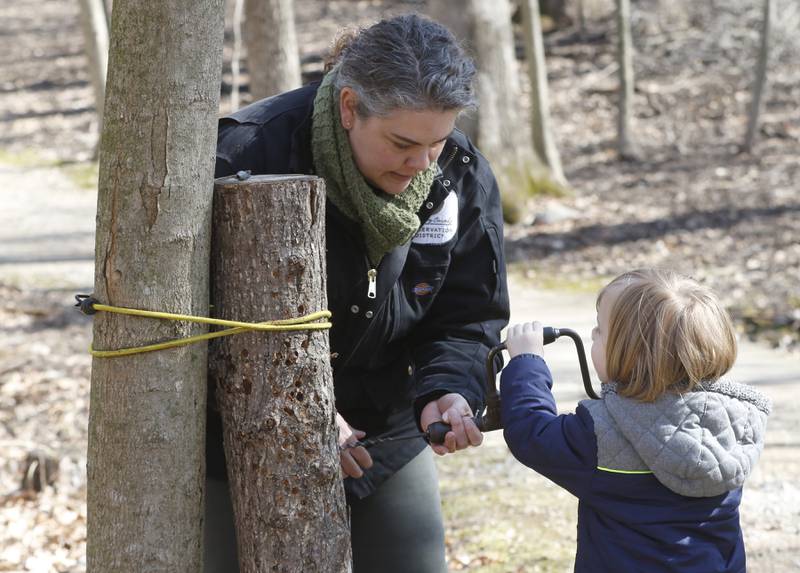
[1,0,798,571]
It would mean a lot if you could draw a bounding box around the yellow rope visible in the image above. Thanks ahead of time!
[85,302,332,358]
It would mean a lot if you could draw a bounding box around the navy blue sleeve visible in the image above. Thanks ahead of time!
[500,354,598,498]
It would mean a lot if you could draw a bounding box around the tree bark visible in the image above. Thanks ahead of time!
[520,0,568,187]
[540,0,569,25]
[209,174,351,573]
[430,0,545,222]
[231,0,245,110]
[86,0,224,571]
[577,0,587,39]
[77,0,109,135]
[426,2,478,142]
[244,0,301,101]
[742,0,772,153]
[430,0,540,175]
[102,0,113,22]
[616,0,640,160]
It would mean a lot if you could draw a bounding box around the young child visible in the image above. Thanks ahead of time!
[500,268,770,573]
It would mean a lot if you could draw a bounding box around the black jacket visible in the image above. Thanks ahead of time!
[210,84,509,498]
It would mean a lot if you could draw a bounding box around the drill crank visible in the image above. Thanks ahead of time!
[342,326,599,448]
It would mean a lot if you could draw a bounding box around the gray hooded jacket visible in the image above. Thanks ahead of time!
[582,380,771,497]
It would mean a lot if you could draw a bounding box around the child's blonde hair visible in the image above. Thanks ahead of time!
[600,269,737,402]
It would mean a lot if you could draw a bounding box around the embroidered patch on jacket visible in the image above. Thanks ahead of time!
[412,191,458,244]
[412,282,435,296]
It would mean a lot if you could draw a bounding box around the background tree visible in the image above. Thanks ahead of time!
[576,0,587,39]
[86,0,224,571]
[244,0,301,100]
[3,0,800,570]
[230,0,245,110]
[540,0,569,26]
[77,0,109,137]
[520,0,568,187]
[430,0,547,222]
[615,0,639,160]
[742,0,773,153]
[431,0,531,166]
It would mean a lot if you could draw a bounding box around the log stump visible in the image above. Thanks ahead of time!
[209,174,350,573]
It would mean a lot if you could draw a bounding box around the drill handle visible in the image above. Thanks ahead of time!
[425,416,486,445]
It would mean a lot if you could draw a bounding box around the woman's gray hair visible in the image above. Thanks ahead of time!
[331,14,477,117]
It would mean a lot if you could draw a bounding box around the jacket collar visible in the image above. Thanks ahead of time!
[287,84,318,174]
[417,137,475,223]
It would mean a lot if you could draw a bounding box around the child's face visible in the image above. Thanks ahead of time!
[591,283,623,383]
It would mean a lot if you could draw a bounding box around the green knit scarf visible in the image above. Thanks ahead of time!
[311,68,437,266]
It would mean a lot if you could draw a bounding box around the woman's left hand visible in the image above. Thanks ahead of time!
[420,393,483,456]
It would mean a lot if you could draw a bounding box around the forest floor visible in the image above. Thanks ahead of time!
[0,0,798,571]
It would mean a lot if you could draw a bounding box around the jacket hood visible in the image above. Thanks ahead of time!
[602,380,771,497]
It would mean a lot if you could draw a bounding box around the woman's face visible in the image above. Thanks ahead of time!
[591,283,623,383]
[339,87,459,195]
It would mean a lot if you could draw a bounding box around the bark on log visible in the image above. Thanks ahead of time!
[209,174,351,573]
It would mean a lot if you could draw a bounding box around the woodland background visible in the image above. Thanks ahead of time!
[0,0,798,571]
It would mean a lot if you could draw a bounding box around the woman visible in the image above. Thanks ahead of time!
[208,14,509,572]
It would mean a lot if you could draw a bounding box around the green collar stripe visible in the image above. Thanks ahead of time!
[597,466,654,475]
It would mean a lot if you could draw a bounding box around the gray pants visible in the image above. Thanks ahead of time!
[204,449,447,573]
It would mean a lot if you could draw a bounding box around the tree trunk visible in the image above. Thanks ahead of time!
[231,0,245,110]
[77,0,109,135]
[86,0,224,571]
[742,0,772,153]
[426,2,477,142]
[102,0,113,22]
[616,0,639,160]
[431,0,539,176]
[430,0,546,223]
[540,0,569,25]
[209,174,351,573]
[520,0,568,187]
[244,0,301,101]
[577,0,586,39]
[471,0,532,169]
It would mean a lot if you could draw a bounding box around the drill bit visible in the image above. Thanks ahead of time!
[339,431,427,451]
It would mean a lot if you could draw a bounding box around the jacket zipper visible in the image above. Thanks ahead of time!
[440,144,459,173]
[337,266,381,371]
[367,268,377,299]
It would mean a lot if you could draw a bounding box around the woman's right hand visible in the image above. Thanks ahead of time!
[336,412,373,479]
